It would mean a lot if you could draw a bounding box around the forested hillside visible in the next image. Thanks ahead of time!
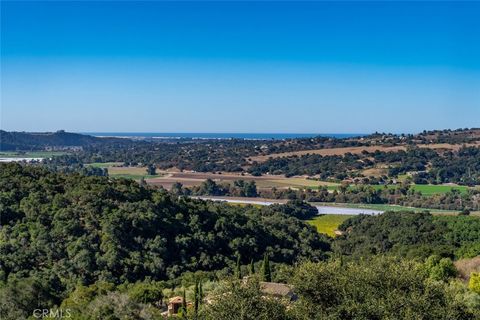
[335,211,480,259]
[1,163,479,319]
[0,163,328,296]
[0,130,103,150]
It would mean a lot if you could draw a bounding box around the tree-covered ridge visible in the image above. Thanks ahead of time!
[42,141,480,187]
[0,163,329,292]
[0,130,104,150]
[334,211,480,259]
[41,134,369,173]
[5,129,480,185]
[249,146,480,185]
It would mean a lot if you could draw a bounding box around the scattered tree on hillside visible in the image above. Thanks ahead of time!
[146,164,156,176]
[262,254,272,282]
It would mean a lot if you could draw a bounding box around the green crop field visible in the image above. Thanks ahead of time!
[109,166,162,180]
[0,151,68,158]
[307,214,354,237]
[86,162,124,168]
[353,184,469,195]
[366,184,469,195]
[309,183,471,196]
[410,184,469,195]
[86,163,162,180]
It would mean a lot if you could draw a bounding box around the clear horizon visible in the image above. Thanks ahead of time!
[2,1,480,133]
[4,129,476,137]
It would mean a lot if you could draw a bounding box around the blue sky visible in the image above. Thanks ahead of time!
[1,1,479,133]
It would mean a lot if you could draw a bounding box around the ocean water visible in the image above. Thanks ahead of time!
[85,132,365,140]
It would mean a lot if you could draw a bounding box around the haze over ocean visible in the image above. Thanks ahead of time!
[1,1,479,133]
[84,132,364,140]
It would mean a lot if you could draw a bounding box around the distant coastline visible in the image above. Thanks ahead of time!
[83,132,366,140]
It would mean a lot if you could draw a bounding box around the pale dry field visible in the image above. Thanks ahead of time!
[250,143,479,163]
[146,171,338,190]
[250,145,407,162]
[361,167,388,178]
[455,256,480,281]
[108,166,151,175]
[147,171,256,189]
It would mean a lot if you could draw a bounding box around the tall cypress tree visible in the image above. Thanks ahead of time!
[182,288,187,316]
[262,253,272,282]
[250,259,255,275]
[194,280,199,319]
[236,254,242,279]
[198,281,203,304]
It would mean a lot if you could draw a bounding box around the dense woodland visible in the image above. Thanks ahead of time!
[335,211,480,259]
[0,163,329,318]
[1,163,480,319]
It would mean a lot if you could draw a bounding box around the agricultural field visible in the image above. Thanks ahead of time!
[307,214,354,237]
[145,169,474,197]
[410,184,470,195]
[86,163,162,179]
[256,177,340,189]
[0,151,69,158]
[86,162,123,168]
[146,171,342,190]
[311,183,471,195]
[366,184,470,195]
[308,204,479,238]
[108,166,162,179]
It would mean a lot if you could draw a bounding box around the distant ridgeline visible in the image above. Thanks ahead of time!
[2,128,480,151]
[0,130,125,151]
[2,128,480,186]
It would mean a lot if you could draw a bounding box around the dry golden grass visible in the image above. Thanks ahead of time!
[455,256,480,280]
[108,166,150,175]
[250,145,406,162]
[422,143,479,151]
[146,171,339,190]
[361,167,388,178]
[250,143,480,163]
[256,178,338,189]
